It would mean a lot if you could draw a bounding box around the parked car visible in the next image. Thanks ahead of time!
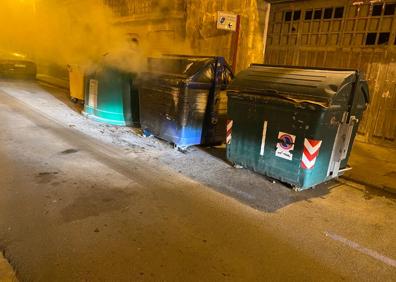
[0,50,37,79]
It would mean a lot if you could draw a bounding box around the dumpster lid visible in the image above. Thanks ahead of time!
[228,65,360,108]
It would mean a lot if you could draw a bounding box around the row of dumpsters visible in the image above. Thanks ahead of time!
[68,55,369,191]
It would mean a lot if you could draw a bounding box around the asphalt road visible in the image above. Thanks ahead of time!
[0,84,395,281]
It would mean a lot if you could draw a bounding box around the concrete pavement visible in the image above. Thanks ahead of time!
[344,141,396,193]
[0,252,17,282]
[0,82,395,281]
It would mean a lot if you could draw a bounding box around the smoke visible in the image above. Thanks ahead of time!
[0,0,192,74]
[0,0,213,76]
[34,1,130,67]
[0,1,36,56]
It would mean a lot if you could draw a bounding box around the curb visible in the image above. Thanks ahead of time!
[36,74,69,90]
[341,175,396,195]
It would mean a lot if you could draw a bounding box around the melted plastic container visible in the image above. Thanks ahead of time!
[138,55,233,149]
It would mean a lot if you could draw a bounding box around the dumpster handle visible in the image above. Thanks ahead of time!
[360,81,370,104]
[346,72,363,122]
[334,81,351,96]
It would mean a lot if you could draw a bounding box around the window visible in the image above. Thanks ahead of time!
[364,32,391,45]
[305,10,313,20]
[324,8,333,19]
[284,10,302,22]
[293,10,301,21]
[304,6,344,20]
[372,4,383,16]
[378,32,390,45]
[384,4,396,15]
[366,33,377,45]
[285,11,292,21]
[334,7,344,18]
[314,9,322,19]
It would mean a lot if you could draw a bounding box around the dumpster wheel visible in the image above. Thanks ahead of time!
[233,164,244,169]
[292,185,315,192]
[174,144,188,153]
[292,186,303,192]
[142,129,153,138]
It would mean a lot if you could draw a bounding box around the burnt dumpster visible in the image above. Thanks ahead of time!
[138,55,233,150]
[226,65,369,190]
[83,66,139,126]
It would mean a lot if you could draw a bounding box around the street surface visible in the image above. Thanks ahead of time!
[0,81,395,281]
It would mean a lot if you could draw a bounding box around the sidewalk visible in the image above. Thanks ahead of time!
[343,141,396,194]
[0,253,17,282]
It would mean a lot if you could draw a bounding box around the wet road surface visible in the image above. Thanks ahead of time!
[0,84,395,281]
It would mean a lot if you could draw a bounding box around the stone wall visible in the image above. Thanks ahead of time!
[186,0,270,72]
[109,0,188,55]
[107,0,270,72]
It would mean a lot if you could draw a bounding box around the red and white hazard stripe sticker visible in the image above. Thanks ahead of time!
[226,120,233,144]
[301,138,322,169]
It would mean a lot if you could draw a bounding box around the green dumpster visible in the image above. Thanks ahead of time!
[226,65,369,190]
[83,66,139,126]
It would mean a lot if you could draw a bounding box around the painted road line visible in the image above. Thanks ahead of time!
[325,231,396,268]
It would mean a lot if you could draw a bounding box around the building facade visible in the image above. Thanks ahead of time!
[104,0,270,72]
[265,0,396,147]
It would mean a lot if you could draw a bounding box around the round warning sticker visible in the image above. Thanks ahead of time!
[278,133,295,150]
[276,132,296,161]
